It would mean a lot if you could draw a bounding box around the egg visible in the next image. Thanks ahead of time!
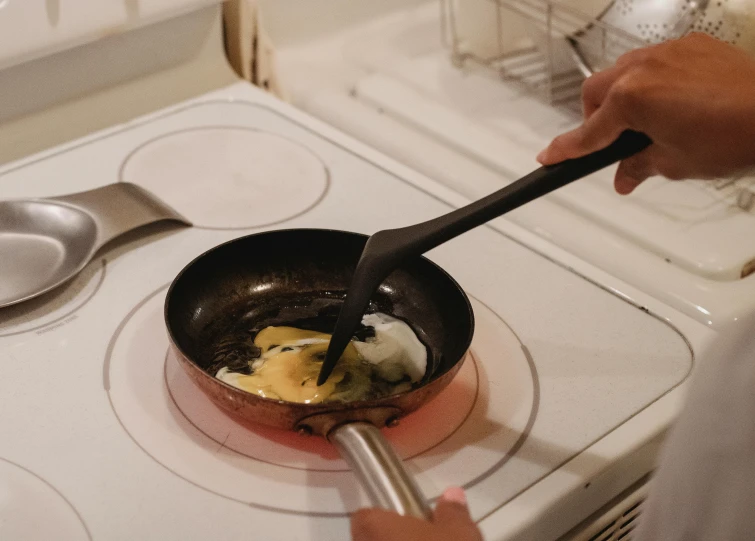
[215,313,428,404]
[354,313,427,383]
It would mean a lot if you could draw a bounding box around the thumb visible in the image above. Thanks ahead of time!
[537,103,628,165]
[433,487,474,526]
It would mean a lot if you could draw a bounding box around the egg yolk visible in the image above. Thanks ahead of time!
[226,326,368,404]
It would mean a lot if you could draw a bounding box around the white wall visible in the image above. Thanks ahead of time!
[257,0,429,46]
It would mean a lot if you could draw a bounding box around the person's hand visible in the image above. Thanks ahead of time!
[350,487,483,541]
[536,33,755,194]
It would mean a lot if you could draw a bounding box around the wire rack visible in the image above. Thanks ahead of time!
[440,0,646,105]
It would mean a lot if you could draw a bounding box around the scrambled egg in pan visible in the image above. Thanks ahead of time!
[216,313,427,404]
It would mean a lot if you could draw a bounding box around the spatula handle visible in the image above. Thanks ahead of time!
[318,130,650,386]
[392,130,651,257]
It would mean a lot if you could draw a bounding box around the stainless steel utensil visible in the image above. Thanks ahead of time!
[0,183,190,308]
[568,0,755,77]
[567,0,709,75]
[318,130,652,384]
[689,0,755,53]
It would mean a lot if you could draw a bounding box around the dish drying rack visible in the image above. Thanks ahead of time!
[440,0,646,105]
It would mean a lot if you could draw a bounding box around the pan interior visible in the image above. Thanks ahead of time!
[166,229,473,395]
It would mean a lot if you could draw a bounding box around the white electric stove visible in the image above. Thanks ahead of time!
[0,2,720,541]
[265,0,755,331]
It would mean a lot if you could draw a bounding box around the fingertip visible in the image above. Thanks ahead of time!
[614,173,639,195]
[614,179,633,195]
[434,487,475,527]
[351,508,370,521]
[615,157,655,195]
[350,509,386,540]
[349,508,371,529]
[441,487,467,506]
[537,142,566,166]
[538,127,596,166]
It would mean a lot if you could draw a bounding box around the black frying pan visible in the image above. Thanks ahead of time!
[165,229,474,518]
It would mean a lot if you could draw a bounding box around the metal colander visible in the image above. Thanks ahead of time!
[567,0,755,74]
[691,0,755,50]
[568,0,708,74]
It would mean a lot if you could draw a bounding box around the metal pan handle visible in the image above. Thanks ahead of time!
[330,422,432,519]
[51,182,190,249]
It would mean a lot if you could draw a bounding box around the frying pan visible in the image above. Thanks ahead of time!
[164,229,474,519]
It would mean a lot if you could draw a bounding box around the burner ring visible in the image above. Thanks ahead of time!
[119,127,329,231]
[104,286,537,515]
[0,457,91,540]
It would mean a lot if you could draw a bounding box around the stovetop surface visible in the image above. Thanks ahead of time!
[0,87,693,540]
